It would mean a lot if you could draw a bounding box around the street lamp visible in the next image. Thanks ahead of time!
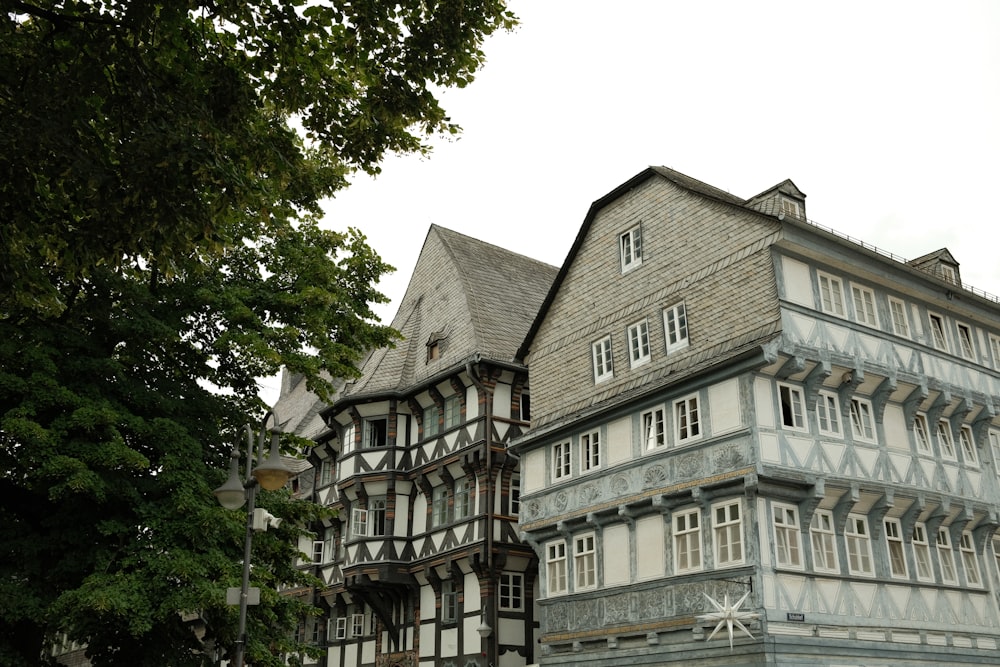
[213,408,293,667]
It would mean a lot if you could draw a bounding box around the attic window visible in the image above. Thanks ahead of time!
[780,198,800,219]
[940,264,958,285]
[427,332,447,362]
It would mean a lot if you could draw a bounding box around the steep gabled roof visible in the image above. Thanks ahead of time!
[341,225,558,401]
[517,166,773,360]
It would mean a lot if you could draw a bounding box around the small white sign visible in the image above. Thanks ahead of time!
[226,587,261,605]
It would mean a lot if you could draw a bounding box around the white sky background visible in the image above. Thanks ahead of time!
[258,0,1000,402]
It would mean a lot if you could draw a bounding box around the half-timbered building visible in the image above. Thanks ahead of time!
[513,166,1000,666]
[280,225,557,667]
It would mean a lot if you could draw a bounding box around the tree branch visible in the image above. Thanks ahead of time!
[11,0,120,26]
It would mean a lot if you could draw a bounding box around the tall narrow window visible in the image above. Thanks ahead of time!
[510,475,521,515]
[454,478,472,520]
[553,441,571,480]
[627,319,651,368]
[423,405,440,438]
[675,395,701,443]
[350,507,368,540]
[810,510,839,573]
[912,523,933,582]
[620,226,642,272]
[990,333,1000,370]
[888,296,910,338]
[885,519,908,578]
[849,398,876,443]
[778,384,806,430]
[937,528,957,584]
[363,417,388,448]
[773,504,802,568]
[928,313,948,351]
[546,541,567,595]
[574,533,597,590]
[993,536,1000,584]
[333,617,348,640]
[319,459,334,487]
[351,613,365,638]
[913,414,932,454]
[674,508,702,573]
[845,515,874,576]
[959,426,978,466]
[956,323,975,360]
[991,430,1000,476]
[368,497,387,536]
[499,572,524,611]
[642,407,666,449]
[818,272,846,317]
[713,500,744,567]
[960,531,982,587]
[816,391,841,436]
[312,539,325,564]
[432,487,449,527]
[937,420,956,460]
[443,395,462,429]
[342,423,356,455]
[851,284,879,327]
[581,430,600,472]
[663,302,689,353]
[781,198,801,218]
[592,336,613,383]
[440,580,457,623]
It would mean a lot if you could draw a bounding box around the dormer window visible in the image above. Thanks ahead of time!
[620,226,642,273]
[780,198,801,219]
[426,331,447,362]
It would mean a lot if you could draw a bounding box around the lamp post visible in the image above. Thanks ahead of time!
[213,408,292,667]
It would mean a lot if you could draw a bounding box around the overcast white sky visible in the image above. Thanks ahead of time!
[260,0,1000,401]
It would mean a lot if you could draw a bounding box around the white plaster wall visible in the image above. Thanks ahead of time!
[607,416,631,466]
[603,523,630,586]
[635,514,665,581]
[522,448,544,494]
[709,377,743,434]
[781,256,814,306]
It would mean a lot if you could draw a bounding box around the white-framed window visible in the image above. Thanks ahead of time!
[959,531,982,587]
[937,528,957,584]
[510,475,520,515]
[936,420,957,460]
[574,533,597,590]
[592,335,613,383]
[818,271,846,317]
[342,423,356,455]
[432,486,450,527]
[884,519,908,579]
[454,478,472,520]
[849,398,876,443]
[620,226,642,272]
[959,426,978,466]
[368,497,387,536]
[674,508,702,573]
[912,523,934,582]
[675,394,701,443]
[941,264,959,284]
[713,500,744,567]
[499,572,524,611]
[319,459,334,487]
[888,296,910,338]
[362,417,388,448]
[913,414,932,455]
[778,383,806,430]
[773,504,802,569]
[956,323,976,360]
[443,395,462,429]
[546,541,568,596]
[928,313,949,351]
[663,301,689,353]
[781,197,801,218]
[440,580,457,623]
[991,430,1000,476]
[423,404,440,438]
[642,407,666,450]
[332,617,347,640]
[993,535,1000,584]
[323,527,335,564]
[553,441,571,480]
[816,391,841,436]
[845,515,874,576]
[990,333,1000,370]
[851,284,879,328]
[312,539,325,564]
[580,429,601,473]
[627,319,651,368]
[350,612,366,638]
[350,507,368,540]
[810,510,839,573]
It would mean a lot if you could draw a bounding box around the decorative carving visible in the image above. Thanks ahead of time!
[714,445,745,472]
[553,491,569,512]
[676,453,703,479]
[573,598,600,631]
[524,500,541,521]
[643,465,667,488]
[547,603,569,631]
[604,593,630,624]
[611,474,630,495]
[579,483,602,504]
[635,588,665,620]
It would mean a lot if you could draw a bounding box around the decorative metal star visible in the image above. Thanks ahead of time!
[697,591,758,651]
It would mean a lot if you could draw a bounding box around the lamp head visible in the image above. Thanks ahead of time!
[252,432,292,491]
[214,450,247,510]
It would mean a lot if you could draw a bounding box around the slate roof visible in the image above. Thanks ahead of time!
[340,225,558,401]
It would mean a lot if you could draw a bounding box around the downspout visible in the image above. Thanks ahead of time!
[465,355,496,667]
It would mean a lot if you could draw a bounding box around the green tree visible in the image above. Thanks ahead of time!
[0,1,515,665]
